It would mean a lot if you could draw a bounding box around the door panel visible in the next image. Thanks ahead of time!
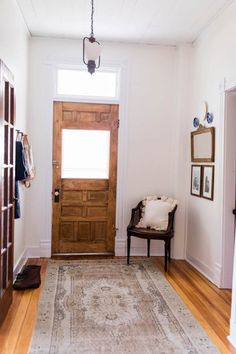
[52,102,118,255]
[0,60,15,325]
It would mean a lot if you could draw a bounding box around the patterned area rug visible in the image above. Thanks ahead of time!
[29,260,219,354]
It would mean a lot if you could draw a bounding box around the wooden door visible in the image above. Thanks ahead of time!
[52,102,119,255]
[0,60,15,325]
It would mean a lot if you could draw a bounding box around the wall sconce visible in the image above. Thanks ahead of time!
[83,0,101,74]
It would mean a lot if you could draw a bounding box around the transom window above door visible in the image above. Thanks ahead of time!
[55,68,120,101]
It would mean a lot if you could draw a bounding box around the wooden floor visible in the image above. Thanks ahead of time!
[0,257,235,354]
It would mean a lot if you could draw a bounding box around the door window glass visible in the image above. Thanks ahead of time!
[61,129,110,179]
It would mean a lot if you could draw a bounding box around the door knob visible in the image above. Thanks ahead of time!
[233,209,236,215]
[54,189,60,203]
[52,160,60,168]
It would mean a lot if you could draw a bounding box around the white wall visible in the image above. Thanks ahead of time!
[26,37,189,259]
[186,0,236,286]
[185,2,236,346]
[0,0,29,270]
[173,45,193,259]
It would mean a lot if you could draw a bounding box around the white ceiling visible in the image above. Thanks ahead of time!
[17,0,233,45]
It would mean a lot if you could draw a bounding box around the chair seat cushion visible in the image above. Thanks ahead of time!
[137,199,173,230]
[129,227,169,237]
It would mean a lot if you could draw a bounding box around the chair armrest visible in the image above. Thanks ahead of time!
[127,201,142,229]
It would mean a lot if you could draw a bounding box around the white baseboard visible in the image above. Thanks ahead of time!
[186,253,220,286]
[13,241,51,278]
[115,239,164,257]
[26,240,51,258]
[40,240,51,257]
[26,246,41,258]
[115,239,126,256]
[214,262,223,287]
[13,249,28,279]
[25,239,162,258]
[228,331,236,349]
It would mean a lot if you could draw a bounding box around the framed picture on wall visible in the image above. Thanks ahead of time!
[191,126,215,162]
[191,165,202,197]
[202,165,214,200]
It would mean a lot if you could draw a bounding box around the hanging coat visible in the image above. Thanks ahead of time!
[15,140,28,181]
[15,141,28,219]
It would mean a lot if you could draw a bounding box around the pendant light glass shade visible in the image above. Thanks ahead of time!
[84,38,102,61]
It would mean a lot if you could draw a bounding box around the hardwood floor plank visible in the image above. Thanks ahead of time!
[0,291,33,354]
[13,260,48,354]
[13,287,42,354]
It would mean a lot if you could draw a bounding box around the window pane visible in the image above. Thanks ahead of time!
[61,129,110,179]
[57,69,117,98]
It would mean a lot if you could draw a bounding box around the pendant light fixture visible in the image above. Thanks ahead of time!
[83,0,101,74]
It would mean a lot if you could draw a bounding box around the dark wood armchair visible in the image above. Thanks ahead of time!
[127,200,177,271]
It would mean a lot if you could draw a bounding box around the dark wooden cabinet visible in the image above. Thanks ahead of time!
[0,59,15,325]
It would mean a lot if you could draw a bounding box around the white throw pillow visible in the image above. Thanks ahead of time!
[137,200,172,230]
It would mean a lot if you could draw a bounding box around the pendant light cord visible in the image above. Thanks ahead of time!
[90,0,94,37]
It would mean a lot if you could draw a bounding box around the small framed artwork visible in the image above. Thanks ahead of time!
[202,165,214,200]
[191,165,202,197]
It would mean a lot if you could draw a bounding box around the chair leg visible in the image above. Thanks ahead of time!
[169,239,171,263]
[147,239,150,257]
[164,241,168,272]
[127,235,131,265]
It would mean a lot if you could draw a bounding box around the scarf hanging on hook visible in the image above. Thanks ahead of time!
[22,134,36,187]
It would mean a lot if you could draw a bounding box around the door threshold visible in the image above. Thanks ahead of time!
[52,252,114,257]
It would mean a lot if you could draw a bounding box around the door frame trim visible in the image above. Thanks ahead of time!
[51,102,119,254]
[46,58,129,256]
[114,64,129,255]
[219,77,236,288]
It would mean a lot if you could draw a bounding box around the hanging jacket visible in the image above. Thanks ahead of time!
[15,140,28,181]
[14,140,28,219]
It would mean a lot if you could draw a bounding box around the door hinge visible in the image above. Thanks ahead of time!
[117,119,120,128]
